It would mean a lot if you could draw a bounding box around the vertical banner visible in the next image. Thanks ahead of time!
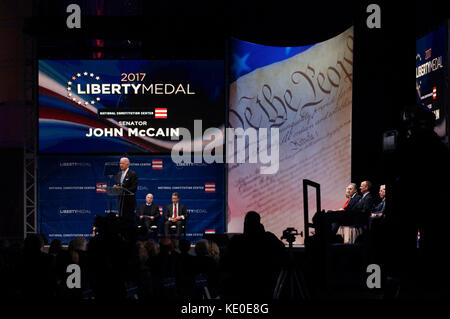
[227,27,353,243]
[416,24,448,143]
[38,156,224,243]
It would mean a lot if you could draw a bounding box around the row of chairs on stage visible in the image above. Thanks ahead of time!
[93,211,187,239]
[136,212,187,239]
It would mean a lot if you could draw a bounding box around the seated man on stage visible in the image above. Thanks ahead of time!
[350,180,375,220]
[371,184,386,219]
[313,181,376,241]
[325,182,362,234]
[340,183,361,211]
[368,184,386,234]
[328,180,375,236]
[136,193,160,231]
[163,192,188,238]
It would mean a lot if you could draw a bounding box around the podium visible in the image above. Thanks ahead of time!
[106,186,134,196]
[103,162,120,215]
[106,186,135,217]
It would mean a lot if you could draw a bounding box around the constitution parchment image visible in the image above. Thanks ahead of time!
[228,27,353,243]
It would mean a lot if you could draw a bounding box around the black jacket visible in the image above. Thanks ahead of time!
[115,169,138,194]
[137,203,160,219]
[115,169,138,217]
[344,193,362,211]
[163,203,188,222]
[351,192,375,214]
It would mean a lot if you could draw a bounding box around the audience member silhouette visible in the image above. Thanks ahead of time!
[194,239,219,298]
[20,234,53,299]
[221,211,286,299]
[177,239,196,296]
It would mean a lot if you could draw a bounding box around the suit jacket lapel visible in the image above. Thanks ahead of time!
[349,196,356,207]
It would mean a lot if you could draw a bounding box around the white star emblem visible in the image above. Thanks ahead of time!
[232,53,251,78]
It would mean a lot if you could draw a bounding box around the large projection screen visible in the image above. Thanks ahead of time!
[38,60,225,154]
[227,27,353,244]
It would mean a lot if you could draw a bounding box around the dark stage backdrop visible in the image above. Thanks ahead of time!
[37,156,225,243]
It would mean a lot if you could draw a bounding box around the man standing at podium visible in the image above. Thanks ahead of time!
[114,157,138,219]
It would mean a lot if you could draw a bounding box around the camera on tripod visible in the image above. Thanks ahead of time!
[281,227,303,244]
[274,227,309,300]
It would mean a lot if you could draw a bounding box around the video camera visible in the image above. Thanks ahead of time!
[281,227,303,244]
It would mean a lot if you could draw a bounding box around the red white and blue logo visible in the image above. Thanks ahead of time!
[205,183,216,193]
[152,159,163,170]
[154,108,167,119]
[96,183,107,193]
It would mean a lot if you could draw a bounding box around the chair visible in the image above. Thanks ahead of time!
[337,225,363,244]
[169,222,186,238]
[149,224,159,239]
[136,214,160,239]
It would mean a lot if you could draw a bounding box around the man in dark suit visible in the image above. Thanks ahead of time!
[114,157,138,219]
[136,193,160,230]
[369,184,386,233]
[368,184,386,263]
[312,182,366,240]
[343,183,362,211]
[317,183,361,234]
[350,180,375,224]
[163,192,188,238]
[371,184,386,218]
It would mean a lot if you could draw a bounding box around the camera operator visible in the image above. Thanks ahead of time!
[221,211,286,299]
[383,102,450,298]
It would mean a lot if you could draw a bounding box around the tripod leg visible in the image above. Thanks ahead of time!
[273,269,287,299]
[289,270,303,300]
[292,271,305,299]
[203,286,211,300]
[293,270,310,300]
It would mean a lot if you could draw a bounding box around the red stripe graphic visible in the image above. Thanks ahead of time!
[155,108,167,118]
[205,183,216,193]
[96,183,107,193]
[152,159,163,169]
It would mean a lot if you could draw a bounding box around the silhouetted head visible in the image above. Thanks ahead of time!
[244,211,264,235]
[195,239,209,257]
[24,234,44,257]
[144,239,160,257]
[179,239,191,254]
[160,237,173,255]
[70,236,87,251]
[48,239,62,256]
